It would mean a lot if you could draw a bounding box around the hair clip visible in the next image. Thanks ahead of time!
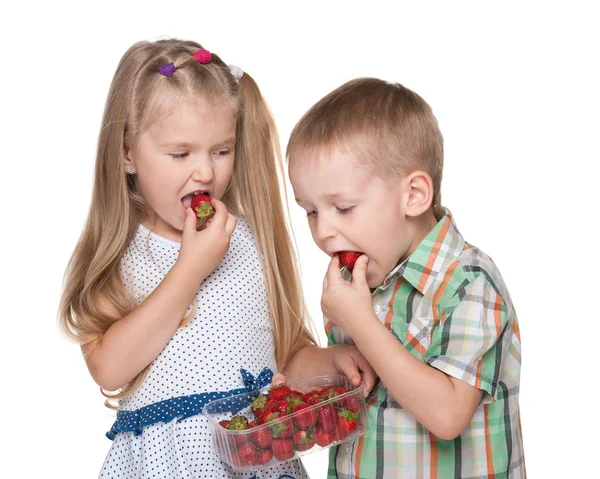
[159,62,176,77]
[228,65,243,81]
[193,49,212,64]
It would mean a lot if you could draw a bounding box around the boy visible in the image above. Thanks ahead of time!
[280,78,525,478]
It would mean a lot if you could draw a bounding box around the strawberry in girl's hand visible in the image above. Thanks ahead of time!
[191,194,215,230]
[338,251,362,271]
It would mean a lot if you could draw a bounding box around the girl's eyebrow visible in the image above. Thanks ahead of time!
[159,137,236,149]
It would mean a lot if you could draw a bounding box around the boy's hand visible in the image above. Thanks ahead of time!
[322,254,375,336]
[272,344,378,397]
[178,199,237,279]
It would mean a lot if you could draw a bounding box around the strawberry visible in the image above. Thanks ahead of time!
[251,426,272,449]
[325,386,350,399]
[236,442,259,466]
[291,403,318,430]
[293,428,316,451]
[338,251,362,271]
[227,415,249,430]
[258,410,279,425]
[337,413,358,438]
[342,395,361,413]
[219,419,231,429]
[265,398,291,416]
[251,394,267,418]
[317,404,337,432]
[286,391,304,408]
[271,416,294,439]
[268,384,292,401]
[272,438,295,461]
[301,390,322,405]
[315,427,334,447]
[256,447,273,465]
[191,194,215,229]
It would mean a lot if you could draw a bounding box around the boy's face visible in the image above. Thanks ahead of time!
[290,148,418,288]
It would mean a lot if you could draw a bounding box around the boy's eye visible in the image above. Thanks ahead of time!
[170,152,189,159]
[306,209,317,217]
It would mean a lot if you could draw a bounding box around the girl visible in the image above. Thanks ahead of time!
[58,39,373,478]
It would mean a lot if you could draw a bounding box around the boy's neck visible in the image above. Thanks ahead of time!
[400,207,440,265]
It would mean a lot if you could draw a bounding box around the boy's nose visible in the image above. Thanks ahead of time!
[315,215,337,241]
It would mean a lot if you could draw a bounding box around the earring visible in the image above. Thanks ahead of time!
[127,168,135,175]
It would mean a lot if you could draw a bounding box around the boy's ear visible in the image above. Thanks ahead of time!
[403,170,434,217]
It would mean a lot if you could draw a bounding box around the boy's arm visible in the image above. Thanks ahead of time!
[322,255,492,441]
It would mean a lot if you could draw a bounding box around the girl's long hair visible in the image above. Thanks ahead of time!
[59,39,316,403]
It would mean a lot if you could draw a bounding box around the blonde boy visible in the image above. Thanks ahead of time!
[282,78,525,478]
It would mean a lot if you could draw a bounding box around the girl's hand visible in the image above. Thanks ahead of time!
[322,254,374,336]
[178,199,237,278]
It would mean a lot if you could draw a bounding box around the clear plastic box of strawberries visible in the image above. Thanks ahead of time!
[203,375,367,472]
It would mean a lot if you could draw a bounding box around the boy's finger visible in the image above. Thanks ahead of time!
[351,255,370,286]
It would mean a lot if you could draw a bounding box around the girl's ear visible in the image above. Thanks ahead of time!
[123,147,135,173]
[403,170,434,217]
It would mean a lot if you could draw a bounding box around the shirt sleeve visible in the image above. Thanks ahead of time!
[424,274,512,403]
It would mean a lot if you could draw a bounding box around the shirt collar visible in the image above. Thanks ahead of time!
[379,208,466,294]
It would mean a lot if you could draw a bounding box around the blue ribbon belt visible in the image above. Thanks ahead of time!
[106,367,273,440]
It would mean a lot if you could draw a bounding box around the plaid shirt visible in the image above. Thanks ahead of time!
[325,209,525,478]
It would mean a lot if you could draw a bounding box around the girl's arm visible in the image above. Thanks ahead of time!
[84,202,237,391]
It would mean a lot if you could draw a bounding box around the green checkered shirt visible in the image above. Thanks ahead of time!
[325,209,525,478]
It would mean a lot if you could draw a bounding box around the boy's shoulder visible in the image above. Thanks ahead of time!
[403,210,513,310]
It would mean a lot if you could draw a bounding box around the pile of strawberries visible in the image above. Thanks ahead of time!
[217,383,362,468]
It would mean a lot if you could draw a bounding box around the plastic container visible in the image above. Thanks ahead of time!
[203,375,367,472]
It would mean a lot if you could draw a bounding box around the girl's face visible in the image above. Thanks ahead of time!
[125,96,237,242]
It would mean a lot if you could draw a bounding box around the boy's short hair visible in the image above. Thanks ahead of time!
[287,78,444,207]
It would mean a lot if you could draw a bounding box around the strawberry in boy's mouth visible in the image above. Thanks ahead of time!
[338,251,363,271]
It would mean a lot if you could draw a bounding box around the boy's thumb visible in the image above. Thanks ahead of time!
[352,255,369,283]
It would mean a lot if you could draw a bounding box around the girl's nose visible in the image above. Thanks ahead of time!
[191,157,213,184]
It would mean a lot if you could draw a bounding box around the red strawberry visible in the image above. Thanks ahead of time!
[191,194,215,229]
[272,438,295,460]
[291,404,318,430]
[301,390,322,405]
[338,251,362,271]
[271,416,294,439]
[219,419,231,429]
[251,426,272,449]
[268,384,292,401]
[342,395,361,413]
[227,415,249,430]
[266,398,291,416]
[251,395,267,418]
[337,415,358,438]
[325,386,350,399]
[315,427,334,447]
[286,391,304,408]
[236,442,259,466]
[256,447,273,465]
[317,404,337,432]
[259,410,279,425]
[293,428,316,451]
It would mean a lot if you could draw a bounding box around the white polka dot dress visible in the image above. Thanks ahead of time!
[99,219,309,479]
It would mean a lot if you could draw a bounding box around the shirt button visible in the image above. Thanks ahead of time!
[373,305,381,314]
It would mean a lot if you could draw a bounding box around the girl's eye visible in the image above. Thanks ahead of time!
[337,206,353,214]
[215,149,232,156]
[170,152,189,159]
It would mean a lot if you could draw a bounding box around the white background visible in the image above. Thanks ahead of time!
[2,1,598,477]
